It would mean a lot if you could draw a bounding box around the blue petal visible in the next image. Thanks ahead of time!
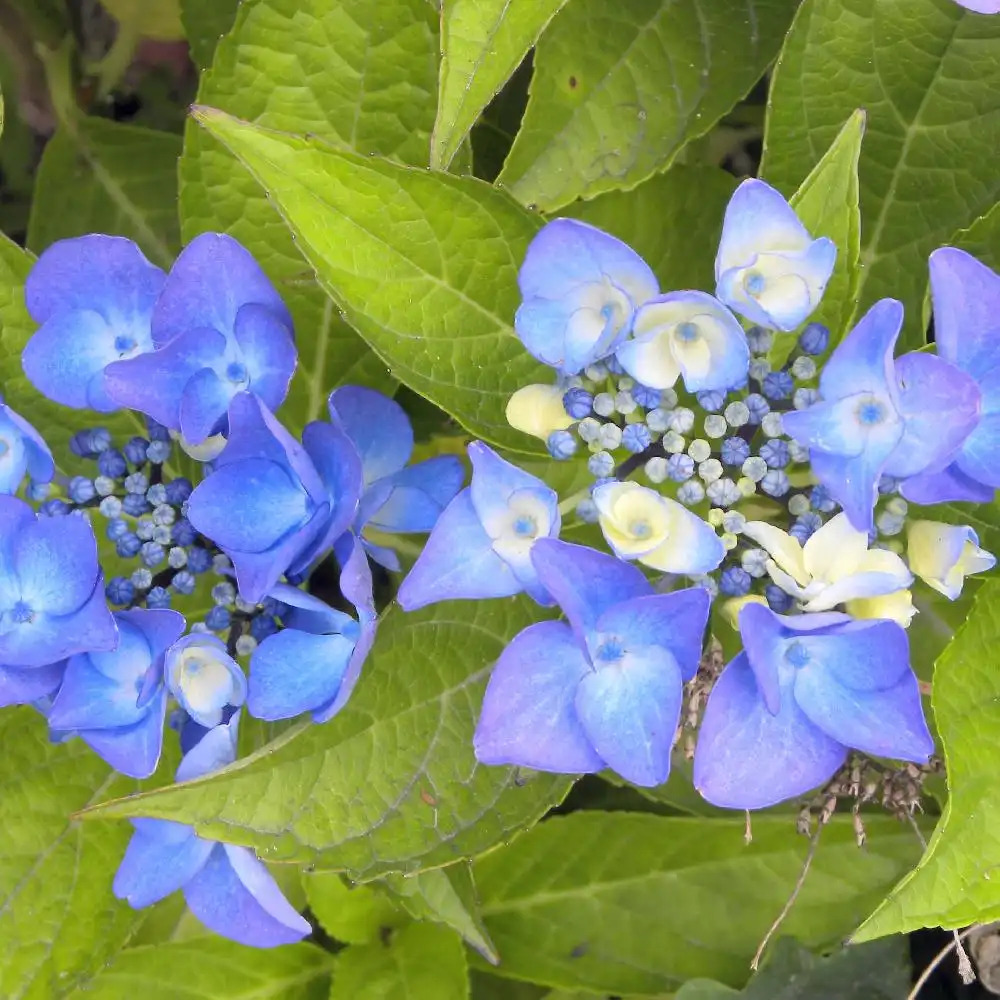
[271,582,354,635]
[234,301,297,412]
[183,843,310,947]
[884,352,982,478]
[15,510,101,614]
[87,614,156,685]
[248,629,354,720]
[474,620,604,773]
[901,461,995,505]
[788,616,910,691]
[781,397,870,457]
[693,653,847,810]
[1,405,54,486]
[152,233,293,348]
[77,688,167,778]
[530,537,650,644]
[809,445,895,534]
[328,385,413,485]
[369,456,466,534]
[0,659,65,707]
[818,299,903,403]
[396,490,521,610]
[121,607,187,665]
[49,653,149,730]
[178,367,233,444]
[176,713,241,782]
[575,646,682,786]
[468,441,554,529]
[113,824,213,908]
[929,247,1000,378]
[955,366,1000,488]
[593,588,710,682]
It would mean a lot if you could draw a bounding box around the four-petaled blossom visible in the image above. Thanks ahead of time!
[694,603,933,809]
[743,512,914,625]
[249,534,376,722]
[907,520,996,600]
[186,392,362,603]
[23,235,165,412]
[0,402,53,494]
[593,481,725,575]
[901,249,1000,504]
[113,715,311,947]
[714,179,836,331]
[515,218,659,375]
[475,539,709,787]
[505,383,576,441]
[398,442,560,609]
[48,609,184,778]
[782,299,980,531]
[328,386,464,570]
[164,634,247,728]
[105,233,296,444]
[615,291,749,392]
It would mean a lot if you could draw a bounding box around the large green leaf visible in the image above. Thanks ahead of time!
[473,812,923,995]
[99,0,185,40]
[331,923,469,1000]
[179,0,441,435]
[951,200,1000,272]
[564,165,737,294]
[68,938,333,999]
[767,110,864,367]
[83,598,572,879]
[761,0,1000,350]
[27,118,181,268]
[432,0,569,170]
[0,708,143,1000]
[303,873,405,945]
[498,0,797,211]
[855,579,1000,940]
[191,107,549,451]
[179,0,240,68]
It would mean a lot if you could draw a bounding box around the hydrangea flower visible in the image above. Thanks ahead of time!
[113,715,311,947]
[186,393,362,603]
[0,402,53,494]
[328,386,464,570]
[164,634,247,728]
[782,299,980,530]
[397,442,560,609]
[593,481,725,575]
[901,248,1000,504]
[694,603,933,809]
[515,219,659,375]
[475,539,710,787]
[951,0,1000,10]
[105,234,296,444]
[907,520,996,600]
[248,535,376,722]
[48,609,184,778]
[615,291,749,392]
[0,497,117,670]
[22,235,165,412]
[714,179,836,331]
[742,512,914,624]
[505,383,576,441]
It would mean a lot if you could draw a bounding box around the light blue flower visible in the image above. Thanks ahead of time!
[22,235,165,412]
[515,219,659,375]
[186,393,362,603]
[397,442,560,609]
[48,608,185,778]
[248,534,376,723]
[113,715,311,947]
[907,520,996,600]
[475,539,710,787]
[328,385,464,570]
[0,402,53,494]
[616,291,749,392]
[105,233,296,444]
[715,179,836,331]
[164,634,247,728]
[694,603,933,810]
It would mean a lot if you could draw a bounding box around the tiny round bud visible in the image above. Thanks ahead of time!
[172,570,197,595]
[765,584,794,612]
[749,359,771,383]
[622,423,652,454]
[577,416,601,442]
[696,389,725,413]
[235,634,258,657]
[790,356,817,381]
[99,496,123,519]
[614,389,637,415]
[706,477,741,507]
[547,429,578,460]
[212,582,236,607]
[644,457,668,484]
[746,327,773,355]
[116,532,142,558]
[94,475,117,496]
[661,430,686,454]
[724,401,750,428]
[676,480,705,505]
[688,439,711,463]
[698,458,723,483]
[593,392,616,417]
[793,387,820,410]
[597,423,623,450]
[588,451,615,478]
[762,370,794,401]
[799,322,830,356]
[760,439,790,468]
[707,507,726,527]
[168,546,188,569]
[744,393,770,424]
[563,387,594,419]
[788,494,811,516]
[722,511,746,534]
[666,453,695,482]
[106,576,135,606]
[761,470,790,497]
[205,606,232,631]
[703,414,727,439]
[669,407,695,434]
[741,548,768,577]
[646,407,672,432]
[742,456,768,482]
[575,498,599,523]
[131,567,153,590]
[720,566,752,597]
[761,412,785,438]
[146,586,172,609]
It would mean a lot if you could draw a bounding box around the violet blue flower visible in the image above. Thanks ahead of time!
[475,538,710,787]
[113,715,311,947]
[0,402,54,494]
[694,602,933,809]
[164,634,246,728]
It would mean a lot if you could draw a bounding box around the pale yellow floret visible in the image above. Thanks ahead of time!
[505,384,575,441]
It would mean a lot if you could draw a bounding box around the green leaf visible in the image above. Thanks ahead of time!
[950,200,1000,273]
[564,165,737,294]
[472,811,923,995]
[27,118,181,268]
[331,923,469,1000]
[766,111,864,367]
[0,708,144,999]
[386,864,500,965]
[180,0,443,436]
[68,938,333,999]
[179,0,240,68]
[471,971,547,1000]
[855,578,1000,940]
[761,0,1000,350]
[497,0,797,212]
[191,108,550,452]
[98,0,185,40]
[83,598,572,879]
[303,873,405,945]
[432,0,570,171]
